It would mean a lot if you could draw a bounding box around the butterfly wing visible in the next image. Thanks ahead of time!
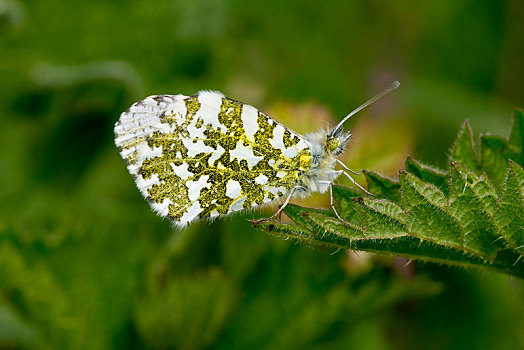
[115,91,311,226]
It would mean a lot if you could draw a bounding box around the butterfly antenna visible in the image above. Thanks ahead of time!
[330,80,400,136]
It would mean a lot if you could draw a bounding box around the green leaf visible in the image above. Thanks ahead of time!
[481,135,509,188]
[451,120,479,171]
[364,171,401,202]
[496,160,524,255]
[253,218,318,246]
[253,109,524,279]
[482,108,524,188]
[507,108,524,165]
[405,157,448,194]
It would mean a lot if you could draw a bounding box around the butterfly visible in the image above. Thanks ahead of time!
[114,81,399,227]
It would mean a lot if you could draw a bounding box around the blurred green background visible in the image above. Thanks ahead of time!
[1,0,523,349]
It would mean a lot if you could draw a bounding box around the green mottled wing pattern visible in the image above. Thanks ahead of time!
[115,91,312,226]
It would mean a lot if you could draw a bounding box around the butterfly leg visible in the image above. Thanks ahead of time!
[335,160,373,195]
[250,186,301,225]
[317,180,352,226]
[336,159,363,175]
[326,182,368,236]
[335,169,373,196]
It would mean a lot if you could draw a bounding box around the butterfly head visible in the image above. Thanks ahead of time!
[326,127,351,156]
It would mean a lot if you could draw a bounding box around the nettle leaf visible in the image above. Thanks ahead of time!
[253,108,524,279]
[405,157,448,194]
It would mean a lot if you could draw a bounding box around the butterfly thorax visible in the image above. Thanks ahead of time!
[294,128,351,196]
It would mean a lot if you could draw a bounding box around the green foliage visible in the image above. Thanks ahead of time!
[0,70,445,349]
[255,109,524,279]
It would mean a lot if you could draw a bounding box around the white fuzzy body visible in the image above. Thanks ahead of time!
[292,129,341,197]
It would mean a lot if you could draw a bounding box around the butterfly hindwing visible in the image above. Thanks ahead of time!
[115,91,312,226]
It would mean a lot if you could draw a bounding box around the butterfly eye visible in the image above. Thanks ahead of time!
[327,138,339,152]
